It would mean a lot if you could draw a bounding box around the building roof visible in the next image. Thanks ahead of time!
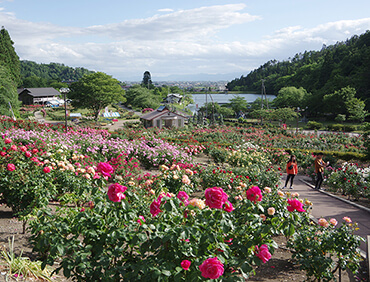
[18,88,60,97]
[140,106,189,121]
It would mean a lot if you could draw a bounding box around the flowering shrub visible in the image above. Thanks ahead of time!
[288,217,364,281]
[0,139,56,220]
[326,162,369,200]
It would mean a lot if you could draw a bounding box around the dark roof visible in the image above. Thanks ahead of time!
[17,88,60,97]
[140,106,189,121]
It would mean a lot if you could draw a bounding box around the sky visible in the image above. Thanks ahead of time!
[1,0,370,81]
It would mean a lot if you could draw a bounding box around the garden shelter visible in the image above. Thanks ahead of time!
[140,106,189,129]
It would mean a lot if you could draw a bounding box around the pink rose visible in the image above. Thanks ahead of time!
[20,146,27,152]
[255,244,272,263]
[150,199,162,217]
[343,216,352,223]
[246,186,263,203]
[4,138,12,144]
[329,218,338,226]
[205,187,228,209]
[223,201,234,212]
[25,151,32,158]
[318,218,329,227]
[96,162,114,178]
[6,163,16,171]
[177,191,189,206]
[137,215,146,225]
[107,183,127,202]
[181,260,191,271]
[287,198,306,212]
[182,174,191,185]
[199,257,224,279]
[0,151,6,157]
[10,145,17,151]
[267,207,275,215]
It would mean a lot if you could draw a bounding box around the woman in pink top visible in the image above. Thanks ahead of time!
[283,155,298,189]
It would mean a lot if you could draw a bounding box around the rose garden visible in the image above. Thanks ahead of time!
[0,116,368,281]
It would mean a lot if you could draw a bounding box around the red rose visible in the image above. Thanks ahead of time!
[199,257,224,279]
[181,260,191,271]
[7,163,16,171]
[204,187,228,209]
[43,166,51,173]
[223,201,234,212]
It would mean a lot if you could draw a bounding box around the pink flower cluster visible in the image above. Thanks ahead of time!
[287,198,306,212]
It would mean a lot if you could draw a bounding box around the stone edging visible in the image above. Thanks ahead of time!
[299,179,370,214]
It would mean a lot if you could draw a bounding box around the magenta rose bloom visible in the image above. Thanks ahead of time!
[181,260,191,271]
[223,201,234,212]
[204,187,228,209]
[43,166,51,173]
[246,186,263,203]
[96,162,114,178]
[255,244,272,263]
[177,191,189,206]
[287,198,306,212]
[150,199,162,217]
[6,163,16,171]
[199,257,224,279]
[107,183,127,202]
[137,215,146,225]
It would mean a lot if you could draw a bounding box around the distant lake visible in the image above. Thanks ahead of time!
[187,93,276,112]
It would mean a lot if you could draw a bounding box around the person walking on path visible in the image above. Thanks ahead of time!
[283,155,298,189]
[314,152,329,190]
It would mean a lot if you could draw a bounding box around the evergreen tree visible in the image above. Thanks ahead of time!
[0,65,21,117]
[0,27,21,86]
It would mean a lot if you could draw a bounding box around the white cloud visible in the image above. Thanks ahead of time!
[1,3,370,80]
[157,8,174,12]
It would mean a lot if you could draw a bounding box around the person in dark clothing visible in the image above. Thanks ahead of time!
[283,155,298,189]
[314,152,329,190]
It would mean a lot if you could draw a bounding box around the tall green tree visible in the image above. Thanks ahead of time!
[69,72,125,120]
[323,86,356,116]
[0,65,21,117]
[141,71,153,89]
[228,96,248,114]
[346,98,367,122]
[0,27,21,86]
[274,86,308,108]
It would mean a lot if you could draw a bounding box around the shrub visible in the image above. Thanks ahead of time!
[306,121,323,130]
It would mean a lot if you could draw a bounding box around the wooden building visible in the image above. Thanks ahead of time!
[18,88,61,105]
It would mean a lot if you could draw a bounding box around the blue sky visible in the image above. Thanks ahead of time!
[1,0,370,81]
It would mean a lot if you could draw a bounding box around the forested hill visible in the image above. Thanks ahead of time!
[227,30,370,101]
[20,60,94,87]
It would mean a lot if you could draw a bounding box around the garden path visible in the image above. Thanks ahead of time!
[284,174,370,253]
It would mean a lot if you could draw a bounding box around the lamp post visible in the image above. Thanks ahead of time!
[296,107,301,134]
[60,88,70,133]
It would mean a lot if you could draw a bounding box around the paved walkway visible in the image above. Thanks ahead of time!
[282,174,370,252]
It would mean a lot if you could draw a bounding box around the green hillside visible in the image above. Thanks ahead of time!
[20,60,94,87]
[227,31,370,109]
